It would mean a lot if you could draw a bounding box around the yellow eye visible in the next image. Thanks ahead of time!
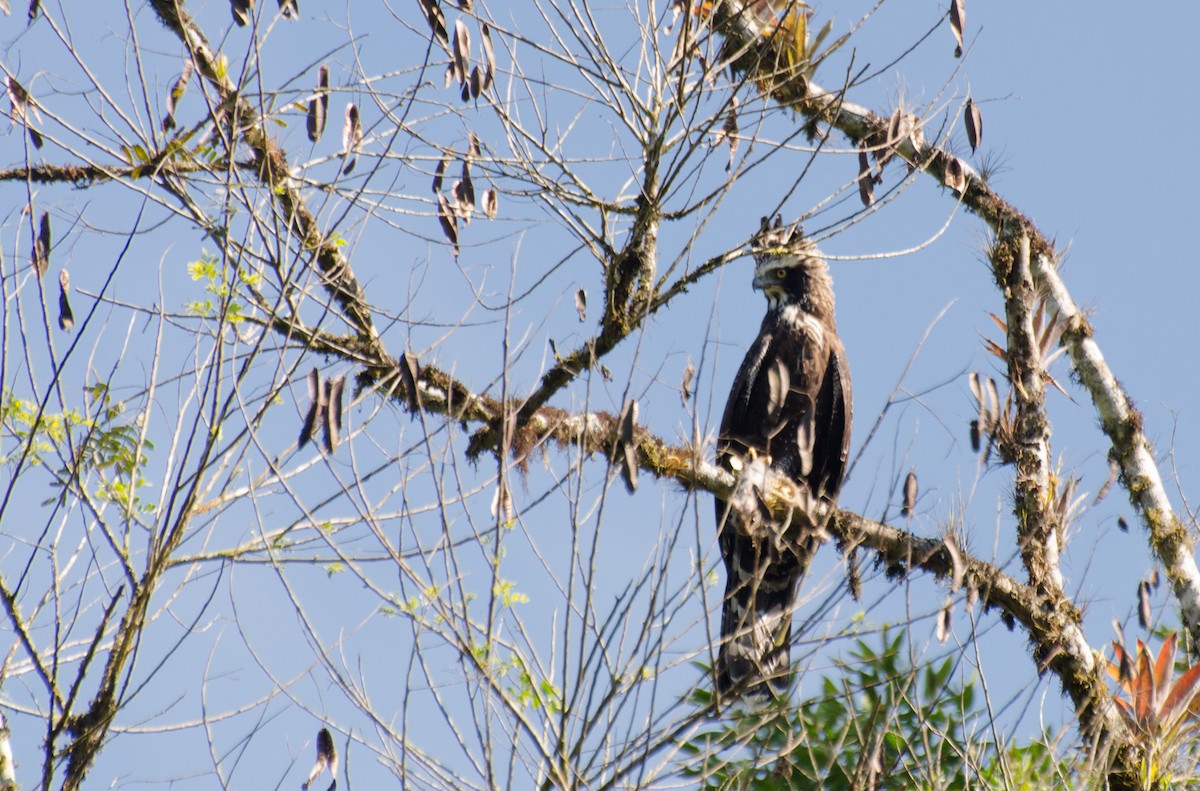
[774,268,787,280]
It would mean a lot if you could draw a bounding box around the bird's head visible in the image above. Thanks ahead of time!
[750,215,834,315]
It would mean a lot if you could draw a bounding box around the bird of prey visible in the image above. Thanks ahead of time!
[714,216,852,698]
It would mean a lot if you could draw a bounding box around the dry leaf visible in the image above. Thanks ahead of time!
[901,469,917,518]
[278,0,297,18]
[162,60,194,132]
[57,269,73,331]
[27,0,37,21]
[964,98,982,153]
[436,193,460,256]
[574,288,586,322]
[1118,516,1129,532]
[949,0,965,57]
[482,188,498,219]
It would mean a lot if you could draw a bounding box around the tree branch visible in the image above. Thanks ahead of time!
[1034,254,1200,648]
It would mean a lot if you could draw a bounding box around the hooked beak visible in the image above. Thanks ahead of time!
[752,267,782,291]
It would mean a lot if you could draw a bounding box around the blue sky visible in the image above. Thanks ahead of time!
[2,0,1199,786]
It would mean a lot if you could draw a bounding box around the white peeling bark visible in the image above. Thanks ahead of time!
[1033,254,1200,645]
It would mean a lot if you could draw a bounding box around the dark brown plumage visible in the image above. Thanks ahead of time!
[714,217,852,698]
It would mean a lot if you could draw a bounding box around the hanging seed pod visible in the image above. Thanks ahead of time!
[719,96,739,172]
[452,18,471,85]
[398,352,421,412]
[943,155,966,194]
[574,288,587,322]
[480,23,495,90]
[417,0,448,45]
[949,0,965,57]
[302,727,337,791]
[857,147,874,207]
[162,60,194,132]
[482,188,498,219]
[1137,579,1152,630]
[299,368,322,449]
[432,150,451,194]
[32,210,50,277]
[901,469,917,518]
[680,361,695,406]
[57,269,74,331]
[322,375,345,452]
[619,399,639,494]
[306,64,329,143]
[937,598,953,644]
[231,0,253,25]
[964,97,982,153]
[436,193,460,257]
[458,157,475,210]
[7,76,42,148]
[341,103,363,174]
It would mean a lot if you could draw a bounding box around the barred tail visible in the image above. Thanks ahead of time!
[715,531,803,699]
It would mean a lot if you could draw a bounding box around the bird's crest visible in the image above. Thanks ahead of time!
[751,214,818,260]
[750,214,833,315]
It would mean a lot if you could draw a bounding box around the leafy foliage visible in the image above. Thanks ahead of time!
[682,628,1066,789]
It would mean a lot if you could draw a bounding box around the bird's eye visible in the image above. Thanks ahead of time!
[774,268,787,280]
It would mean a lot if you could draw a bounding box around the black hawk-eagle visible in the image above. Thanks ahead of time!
[714,216,852,698]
